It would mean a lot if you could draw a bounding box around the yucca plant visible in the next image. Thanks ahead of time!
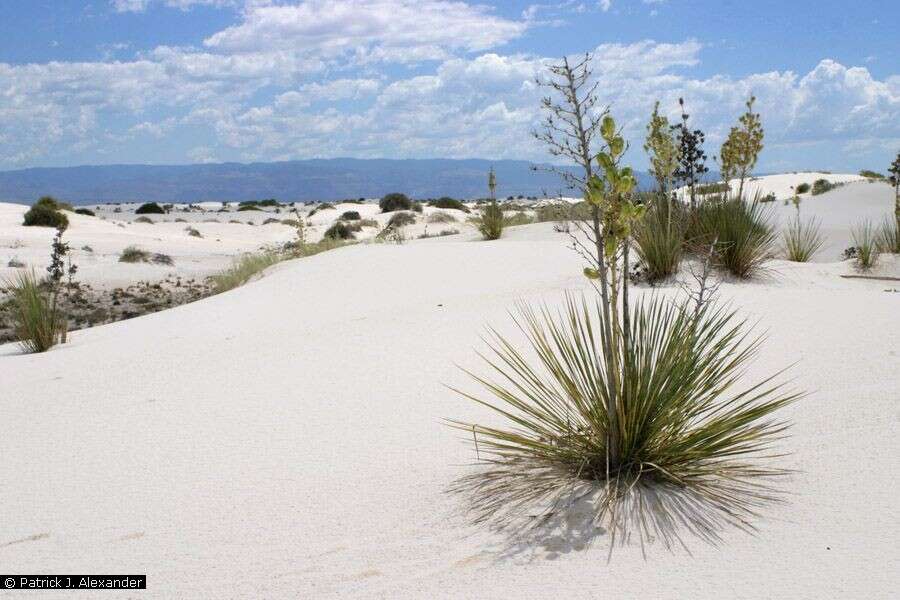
[877,216,899,254]
[3,269,64,353]
[451,295,798,547]
[782,217,824,262]
[851,221,880,270]
[633,193,685,281]
[695,195,776,278]
[478,167,504,240]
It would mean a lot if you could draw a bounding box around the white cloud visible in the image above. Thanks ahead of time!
[112,0,236,12]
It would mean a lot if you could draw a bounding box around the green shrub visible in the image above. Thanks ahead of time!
[795,182,810,194]
[74,208,95,216]
[386,211,416,228]
[696,196,776,278]
[34,196,73,211]
[2,269,64,353]
[782,217,824,262]
[280,218,301,227]
[135,202,165,214]
[210,252,281,294]
[859,170,884,179]
[429,197,470,213]
[379,192,412,212]
[23,204,69,229]
[477,201,504,240]
[877,216,899,253]
[450,296,798,544]
[340,211,361,221]
[411,202,423,213]
[503,212,533,226]
[851,221,880,270]
[358,218,379,228]
[262,218,280,225]
[237,205,262,212]
[134,216,154,224]
[427,211,458,224]
[119,246,150,263]
[633,195,685,281]
[811,179,835,195]
[323,221,358,240]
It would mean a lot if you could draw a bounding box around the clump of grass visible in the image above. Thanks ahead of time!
[74,208,95,216]
[237,205,262,212]
[633,195,685,282]
[134,216,154,224]
[810,179,835,195]
[450,295,798,546]
[210,252,281,294]
[340,211,361,221]
[428,197,470,213]
[262,218,280,225]
[280,218,301,227]
[427,211,457,224]
[795,182,810,194]
[477,202,504,240]
[323,221,359,240]
[877,216,899,253]
[119,246,150,263]
[386,211,416,228]
[696,196,776,278]
[782,217,824,262]
[851,221,880,270]
[503,212,533,227]
[2,269,64,352]
[358,218,379,228]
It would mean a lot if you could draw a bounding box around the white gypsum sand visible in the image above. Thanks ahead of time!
[1,180,898,597]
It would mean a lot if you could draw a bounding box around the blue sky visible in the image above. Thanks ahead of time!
[0,0,897,173]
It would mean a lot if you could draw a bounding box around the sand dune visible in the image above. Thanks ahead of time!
[1,191,898,597]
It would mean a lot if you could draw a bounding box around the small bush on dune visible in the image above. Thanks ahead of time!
[119,246,150,263]
[503,212,532,227]
[411,202,423,213]
[696,196,776,278]
[210,252,281,294]
[237,205,262,212]
[262,218,280,225]
[34,196,72,211]
[23,204,69,229]
[280,218,301,227]
[877,216,899,254]
[696,181,730,195]
[323,221,358,240]
[429,197,470,213]
[2,269,64,353]
[810,179,835,195]
[859,170,884,179]
[851,221,880,270]
[379,192,412,212]
[358,218,379,228]
[185,226,202,237]
[386,211,416,228]
[795,182,810,194]
[427,211,458,224]
[74,208,95,216]
[782,217,824,262]
[340,210,361,221]
[134,216,154,224]
[633,194,685,281]
[477,202,504,240]
[135,202,165,214]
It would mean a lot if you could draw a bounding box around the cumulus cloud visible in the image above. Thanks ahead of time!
[112,0,237,12]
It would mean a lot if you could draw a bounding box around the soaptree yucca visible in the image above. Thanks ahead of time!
[452,97,799,549]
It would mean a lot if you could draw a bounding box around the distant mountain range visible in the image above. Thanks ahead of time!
[0,158,655,205]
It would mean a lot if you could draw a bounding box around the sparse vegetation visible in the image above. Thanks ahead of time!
[859,169,884,179]
[795,182,810,194]
[74,208,95,216]
[135,202,165,215]
[783,217,824,262]
[2,269,63,352]
[696,195,776,278]
[23,201,69,229]
[851,221,880,270]
[340,210,361,221]
[811,179,835,195]
[386,211,416,228]
[134,216,154,224]
[323,221,358,240]
[427,211,457,224]
[502,211,532,227]
[237,205,263,212]
[878,216,899,253]
[428,197,470,213]
[210,252,281,294]
[379,192,412,212]
[185,226,202,237]
[118,246,173,265]
[633,193,685,281]
[477,168,504,240]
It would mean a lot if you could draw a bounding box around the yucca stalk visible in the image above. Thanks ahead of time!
[450,295,798,547]
[782,216,824,262]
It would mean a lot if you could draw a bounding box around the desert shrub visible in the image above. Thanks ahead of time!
[74,208,95,216]
[185,226,202,237]
[237,205,262,212]
[119,246,150,263]
[262,218,280,225]
[340,210,361,221]
[427,211,457,224]
[174,218,188,223]
[782,217,824,262]
[760,193,776,203]
[34,196,72,211]
[429,197,470,213]
[203,218,220,223]
[135,202,165,214]
[2,269,64,353]
[695,196,776,278]
[280,218,301,227]
[134,216,154,224]
[633,195,685,281]
[877,217,899,253]
[795,182,810,194]
[503,212,533,226]
[228,219,242,224]
[358,218,379,228]
[323,221,358,240]
[151,253,174,266]
[477,201,504,240]
[696,182,730,195]
[379,192,412,212]
[386,211,416,228]
[534,203,571,223]
[23,204,69,229]
[851,221,880,270]
[419,228,459,239]
[7,257,25,268]
[451,295,798,544]
[81,245,93,252]
[411,202,423,213]
[210,252,281,294]
[811,179,835,195]
[859,170,884,179]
